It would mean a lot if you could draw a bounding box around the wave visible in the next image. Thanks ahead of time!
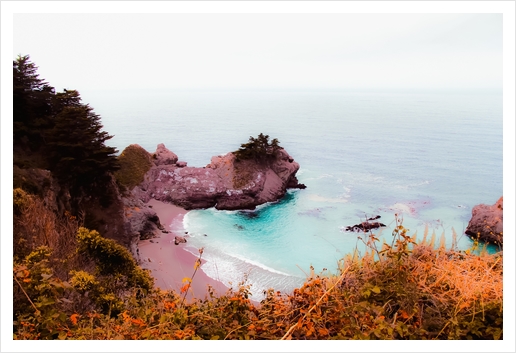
[182,245,304,300]
[182,211,192,231]
[228,252,292,277]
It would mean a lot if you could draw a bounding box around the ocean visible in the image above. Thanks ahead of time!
[82,88,503,299]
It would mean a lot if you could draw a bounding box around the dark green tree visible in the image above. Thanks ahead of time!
[45,89,119,196]
[13,55,120,203]
[13,55,55,150]
[234,133,282,162]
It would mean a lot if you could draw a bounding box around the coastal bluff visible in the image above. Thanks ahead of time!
[124,143,306,211]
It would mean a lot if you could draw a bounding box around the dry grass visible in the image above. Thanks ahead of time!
[13,188,82,276]
[414,227,503,307]
[332,225,503,339]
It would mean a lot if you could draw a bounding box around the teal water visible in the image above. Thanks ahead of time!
[82,89,503,299]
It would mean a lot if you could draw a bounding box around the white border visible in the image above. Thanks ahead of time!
[2,1,515,352]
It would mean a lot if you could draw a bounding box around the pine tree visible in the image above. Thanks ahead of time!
[13,55,55,149]
[13,55,119,201]
[45,89,119,195]
[234,133,282,162]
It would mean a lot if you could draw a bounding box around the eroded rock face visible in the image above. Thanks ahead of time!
[465,197,503,247]
[123,197,163,241]
[133,144,305,210]
[139,164,226,209]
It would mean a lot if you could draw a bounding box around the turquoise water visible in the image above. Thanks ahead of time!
[82,89,503,299]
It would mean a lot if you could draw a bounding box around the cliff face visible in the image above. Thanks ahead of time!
[14,167,126,251]
[131,144,305,210]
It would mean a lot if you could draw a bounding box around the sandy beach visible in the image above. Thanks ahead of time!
[138,199,229,300]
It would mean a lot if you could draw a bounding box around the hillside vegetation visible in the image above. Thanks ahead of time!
[13,193,502,340]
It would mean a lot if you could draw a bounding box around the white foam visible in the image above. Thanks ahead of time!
[183,245,304,300]
[182,211,192,230]
[228,252,292,277]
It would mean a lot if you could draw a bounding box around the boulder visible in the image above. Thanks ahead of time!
[465,197,503,247]
[154,143,178,166]
[174,236,187,245]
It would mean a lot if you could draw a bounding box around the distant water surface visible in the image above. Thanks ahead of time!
[82,89,503,299]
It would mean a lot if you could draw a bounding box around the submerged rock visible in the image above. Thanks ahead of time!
[344,216,386,232]
[465,197,503,247]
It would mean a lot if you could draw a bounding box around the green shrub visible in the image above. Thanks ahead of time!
[13,188,32,216]
[114,144,153,191]
[76,227,153,294]
[13,247,73,339]
[69,270,99,293]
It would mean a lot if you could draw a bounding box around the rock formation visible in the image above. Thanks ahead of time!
[122,196,164,241]
[154,143,178,165]
[174,236,187,245]
[128,143,305,211]
[465,197,503,247]
[13,165,151,256]
[343,215,386,233]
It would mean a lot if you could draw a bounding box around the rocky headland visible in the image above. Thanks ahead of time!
[125,143,306,211]
[105,142,306,256]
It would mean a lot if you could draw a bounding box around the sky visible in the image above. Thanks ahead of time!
[11,12,503,92]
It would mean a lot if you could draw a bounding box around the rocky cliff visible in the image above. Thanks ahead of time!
[13,165,151,256]
[465,197,503,247]
[127,143,305,211]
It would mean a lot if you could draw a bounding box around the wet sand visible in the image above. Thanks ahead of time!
[138,199,229,300]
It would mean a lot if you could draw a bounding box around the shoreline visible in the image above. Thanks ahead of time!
[137,199,229,300]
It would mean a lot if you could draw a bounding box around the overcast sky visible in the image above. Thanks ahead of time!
[13,12,502,92]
